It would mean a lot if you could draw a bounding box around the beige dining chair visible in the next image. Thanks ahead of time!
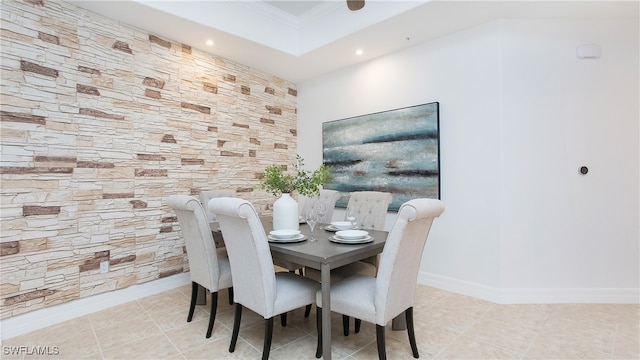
[345,191,393,231]
[299,189,342,224]
[274,189,340,278]
[166,195,233,338]
[199,189,236,223]
[208,197,320,360]
[315,198,445,360]
[306,190,393,335]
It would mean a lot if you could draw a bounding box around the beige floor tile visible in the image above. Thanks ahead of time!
[413,285,453,309]
[524,333,612,359]
[351,335,424,360]
[181,336,260,360]
[462,318,537,355]
[214,306,264,331]
[482,304,553,331]
[543,307,616,354]
[280,307,318,335]
[89,301,148,330]
[326,320,378,356]
[2,331,100,360]
[235,320,308,353]
[0,347,24,360]
[94,317,163,351]
[149,304,209,332]
[613,334,640,359]
[137,289,190,314]
[546,304,620,328]
[101,333,181,360]
[616,305,640,338]
[163,318,231,352]
[416,303,483,334]
[388,313,462,350]
[41,331,101,360]
[4,285,638,360]
[269,334,350,360]
[6,315,95,347]
[176,284,193,298]
[435,333,522,360]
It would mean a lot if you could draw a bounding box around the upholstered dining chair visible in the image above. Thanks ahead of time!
[208,197,320,360]
[315,198,445,360]
[274,190,340,279]
[299,189,342,224]
[291,189,341,275]
[199,189,236,223]
[307,190,393,335]
[166,195,233,338]
[345,191,393,231]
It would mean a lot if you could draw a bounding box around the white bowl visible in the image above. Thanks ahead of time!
[331,221,353,230]
[335,230,368,240]
[270,229,301,239]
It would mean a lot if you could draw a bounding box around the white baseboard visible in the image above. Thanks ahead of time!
[418,271,640,304]
[0,273,191,341]
[418,271,502,303]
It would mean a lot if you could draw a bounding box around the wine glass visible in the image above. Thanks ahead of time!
[346,206,357,229]
[306,208,318,242]
[315,202,326,224]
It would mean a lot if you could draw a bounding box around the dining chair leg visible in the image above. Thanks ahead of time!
[342,315,350,336]
[355,318,361,333]
[406,307,419,358]
[262,317,274,360]
[206,291,218,338]
[280,312,287,327]
[315,307,323,358]
[227,287,234,305]
[376,324,387,360]
[304,304,311,318]
[229,304,242,352]
[187,282,198,322]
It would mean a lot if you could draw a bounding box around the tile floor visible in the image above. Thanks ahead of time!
[2,282,638,360]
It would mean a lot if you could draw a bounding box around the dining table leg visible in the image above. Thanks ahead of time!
[321,262,332,360]
[392,313,407,330]
[196,284,206,305]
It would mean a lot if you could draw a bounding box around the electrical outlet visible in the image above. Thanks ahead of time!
[100,260,109,273]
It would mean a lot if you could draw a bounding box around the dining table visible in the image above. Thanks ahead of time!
[210,217,388,360]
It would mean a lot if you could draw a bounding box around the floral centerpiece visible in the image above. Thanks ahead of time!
[259,155,332,230]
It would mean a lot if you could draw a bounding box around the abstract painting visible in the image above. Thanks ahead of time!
[322,102,440,211]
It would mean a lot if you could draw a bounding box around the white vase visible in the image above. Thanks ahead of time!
[273,193,299,230]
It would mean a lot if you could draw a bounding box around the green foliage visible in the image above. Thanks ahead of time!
[259,155,333,197]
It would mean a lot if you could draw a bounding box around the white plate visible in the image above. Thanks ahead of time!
[269,229,301,239]
[335,230,369,240]
[330,221,353,230]
[330,235,373,244]
[324,224,360,232]
[268,234,307,243]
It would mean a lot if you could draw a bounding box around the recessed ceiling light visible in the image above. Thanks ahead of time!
[355,49,363,56]
[206,40,214,46]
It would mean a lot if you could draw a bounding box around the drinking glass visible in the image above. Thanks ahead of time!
[346,206,357,229]
[315,202,326,224]
[306,208,318,242]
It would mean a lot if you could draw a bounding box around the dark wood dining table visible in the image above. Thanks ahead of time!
[210,218,388,360]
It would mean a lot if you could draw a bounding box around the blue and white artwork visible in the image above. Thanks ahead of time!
[322,102,440,211]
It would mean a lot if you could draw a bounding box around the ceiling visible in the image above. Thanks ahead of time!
[72,1,638,84]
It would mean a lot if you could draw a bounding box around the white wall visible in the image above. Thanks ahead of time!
[297,18,639,303]
[498,19,639,300]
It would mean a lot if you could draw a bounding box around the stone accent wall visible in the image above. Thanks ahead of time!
[0,0,297,319]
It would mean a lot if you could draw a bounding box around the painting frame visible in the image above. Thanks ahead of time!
[322,102,440,211]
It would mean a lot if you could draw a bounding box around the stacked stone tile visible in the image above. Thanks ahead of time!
[0,0,297,319]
